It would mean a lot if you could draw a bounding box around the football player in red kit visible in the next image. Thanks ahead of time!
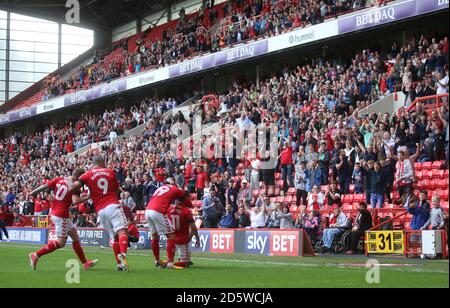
[167,201,200,268]
[145,180,191,269]
[28,169,98,271]
[110,206,140,271]
[69,156,130,272]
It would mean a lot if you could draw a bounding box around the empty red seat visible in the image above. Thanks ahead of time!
[421,170,433,180]
[422,162,433,170]
[342,204,353,211]
[432,169,445,179]
[432,161,444,169]
[435,179,447,189]
[342,195,353,204]
[353,194,365,203]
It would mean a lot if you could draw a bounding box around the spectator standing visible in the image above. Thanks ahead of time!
[219,198,238,229]
[202,188,223,228]
[370,162,387,209]
[279,205,295,229]
[422,195,446,230]
[294,161,308,207]
[395,150,415,198]
[346,203,373,255]
[406,191,431,231]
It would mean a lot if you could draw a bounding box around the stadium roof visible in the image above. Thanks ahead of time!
[0,0,174,30]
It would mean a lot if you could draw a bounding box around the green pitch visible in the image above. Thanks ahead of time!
[0,243,448,288]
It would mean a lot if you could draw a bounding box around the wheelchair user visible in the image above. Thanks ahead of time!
[321,205,350,251]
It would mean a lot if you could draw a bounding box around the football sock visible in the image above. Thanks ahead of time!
[112,241,121,264]
[166,239,176,263]
[151,237,160,261]
[72,240,87,264]
[118,235,129,255]
[36,241,61,257]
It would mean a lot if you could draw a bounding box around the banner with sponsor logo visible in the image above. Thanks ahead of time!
[214,40,268,66]
[169,55,215,78]
[2,0,446,127]
[6,228,48,244]
[244,230,271,255]
[64,79,127,107]
[190,230,211,253]
[338,0,448,35]
[0,114,9,125]
[48,228,110,247]
[36,97,65,115]
[210,230,235,254]
[416,0,449,14]
[268,21,338,53]
[126,67,170,90]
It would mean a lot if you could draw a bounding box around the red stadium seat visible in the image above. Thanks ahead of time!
[432,169,445,179]
[342,195,353,204]
[353,194,364,203]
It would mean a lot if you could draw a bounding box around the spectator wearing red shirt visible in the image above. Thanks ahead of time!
[34,197,43,216]
[280,141,294,193]
[195,166,208,200]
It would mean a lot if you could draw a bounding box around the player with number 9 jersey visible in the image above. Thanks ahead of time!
[78,168,120,213]
[147,184,186,214]
[70,157,130,272]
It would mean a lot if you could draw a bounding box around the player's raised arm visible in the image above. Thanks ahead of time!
[68,168,86,194]
[27,183,50,199]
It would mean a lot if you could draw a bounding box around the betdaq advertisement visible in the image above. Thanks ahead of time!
[338,0,448,35]
[6,228,48,245]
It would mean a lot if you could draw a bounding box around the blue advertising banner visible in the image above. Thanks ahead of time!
[6,228,48,245]
[190,230,211,253]
[244,231,270,255]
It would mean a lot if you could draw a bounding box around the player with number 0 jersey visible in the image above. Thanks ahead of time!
[28,169,97,271]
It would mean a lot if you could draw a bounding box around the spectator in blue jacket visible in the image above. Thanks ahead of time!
[307,160,323,190]
[407,191,431,230]
[219,196,238,229]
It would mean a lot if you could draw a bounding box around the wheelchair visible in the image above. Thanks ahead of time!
[314,228,352,254]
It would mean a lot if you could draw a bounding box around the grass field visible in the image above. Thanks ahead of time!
[0,243,448,288]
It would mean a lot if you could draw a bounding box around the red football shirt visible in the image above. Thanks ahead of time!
[146,185,185,214]
[78,168,120,213]
[167,205,194,245]
[34,198,43,213]
[47,177,73,219]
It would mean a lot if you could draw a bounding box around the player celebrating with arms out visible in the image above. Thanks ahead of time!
[68,156,130,272]
[146,179,192,269]
[28,169,98,271]
[167,199,201,268]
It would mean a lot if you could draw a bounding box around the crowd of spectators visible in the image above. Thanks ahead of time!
[0,33,448,252]
[30,0,392,103]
